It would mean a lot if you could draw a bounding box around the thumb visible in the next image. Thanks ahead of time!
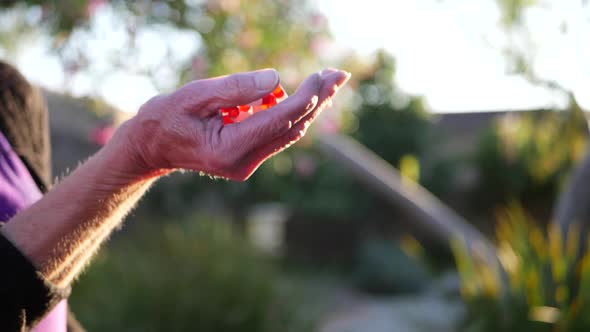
[169,69,280,115]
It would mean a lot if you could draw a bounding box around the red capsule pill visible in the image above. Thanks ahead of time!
[238,105,253,113]
[221,84,288,124]
[262,94,277,107]
[272,85,285,99]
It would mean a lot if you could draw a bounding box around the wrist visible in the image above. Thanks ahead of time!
[100,120,173,184]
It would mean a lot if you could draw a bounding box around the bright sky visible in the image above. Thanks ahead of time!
[14,6,200,113]
[318,0,590,112]
[11,0,590,113]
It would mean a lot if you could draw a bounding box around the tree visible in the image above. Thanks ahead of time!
[0,0,330,95]
[552,98,590,238]
[491,0,590,236]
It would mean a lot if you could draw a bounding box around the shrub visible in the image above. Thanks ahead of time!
[453,205,590,331]
[70,217,315,332]
[353,236,431,294]
[474,106,587,200]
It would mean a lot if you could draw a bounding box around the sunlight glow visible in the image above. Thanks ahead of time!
[8,1,590,113]
[318,0,589,111]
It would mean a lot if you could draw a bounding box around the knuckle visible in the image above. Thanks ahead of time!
[268,117,290,136]
[224,75,240,91]
[222,75,245,100]
[267,112,293,136]
[289,124,307,142]
[138,94,165,114]
[271,119,292,136]
[171,81,210,112]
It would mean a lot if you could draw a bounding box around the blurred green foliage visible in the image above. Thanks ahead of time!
[0,0,327,89]
[351,51,455,197]
[496,0,538,27]
[475,99,588,200]
[352,52,431,166]
[70,216,315,332]
[353,236,431,294]
[0,0,90,33]
[247,148,372,220]
[453,205,590,332]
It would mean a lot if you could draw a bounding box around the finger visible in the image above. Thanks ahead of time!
[231,70,351,180]
[292,70,351,130]
[255,72,323,125]
[236,70,349,162]
[255,71,351,158]
[169,68,280,115]
[227,72,322,149]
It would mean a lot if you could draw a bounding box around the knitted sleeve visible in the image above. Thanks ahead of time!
[0,233,70,332]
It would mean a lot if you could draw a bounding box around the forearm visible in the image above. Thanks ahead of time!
[43,179,152,286]
[0,122,162,287]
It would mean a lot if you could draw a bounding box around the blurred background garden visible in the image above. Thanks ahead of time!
[2,0,590,331]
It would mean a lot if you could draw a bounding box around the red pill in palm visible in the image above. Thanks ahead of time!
[262,94,277,108]
[221,84,287,124]
[272,85,285,99]
[220,106,239,117]
[238,105,253,113]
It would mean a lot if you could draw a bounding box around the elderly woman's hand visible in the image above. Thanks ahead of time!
[121,68,350,181]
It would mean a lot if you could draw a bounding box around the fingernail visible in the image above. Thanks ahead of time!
[255,69,279,91]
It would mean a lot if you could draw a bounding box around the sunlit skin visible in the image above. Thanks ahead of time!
[1,68,351,289]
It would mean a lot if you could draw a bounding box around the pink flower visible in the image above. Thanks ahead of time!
[89,125,115,146]
[87,0,107,17]
[318,116,342,134]
[192,56,209,79]
[295,154,317,178]
[311,36,329,56]
[311,13,327,29]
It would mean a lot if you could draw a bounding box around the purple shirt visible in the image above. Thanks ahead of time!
[0,131,67,332]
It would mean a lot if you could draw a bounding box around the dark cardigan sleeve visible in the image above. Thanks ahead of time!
[0,233,71,332]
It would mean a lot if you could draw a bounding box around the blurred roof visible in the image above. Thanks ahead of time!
[432,110,547,157]
[44,90,118,176]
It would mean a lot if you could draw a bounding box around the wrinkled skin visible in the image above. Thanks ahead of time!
[123,68,350,181]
